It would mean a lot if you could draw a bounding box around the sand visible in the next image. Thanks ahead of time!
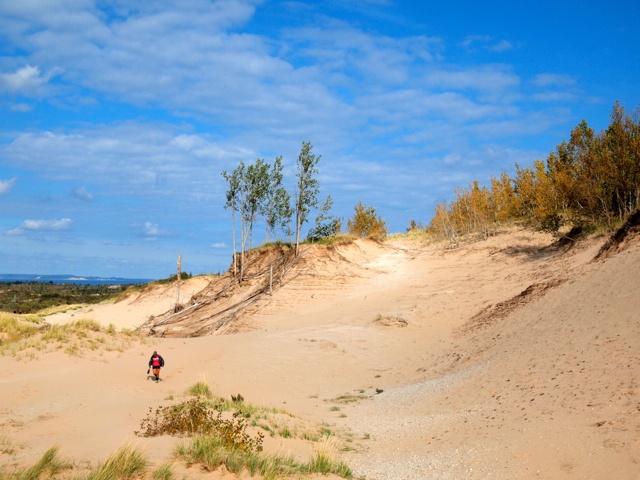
[1,226,639,479]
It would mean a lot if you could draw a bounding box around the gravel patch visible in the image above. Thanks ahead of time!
[345,364,489,480]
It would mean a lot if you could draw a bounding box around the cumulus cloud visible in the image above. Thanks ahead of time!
[0,177,16,194]
[24,218,72,231]
[7,217,73,235]
[0,65,60,95]
[136,221,170,239]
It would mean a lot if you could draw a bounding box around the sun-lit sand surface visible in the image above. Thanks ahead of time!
[2,226,639,479]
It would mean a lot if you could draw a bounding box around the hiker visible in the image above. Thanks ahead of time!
[148,351,165,382]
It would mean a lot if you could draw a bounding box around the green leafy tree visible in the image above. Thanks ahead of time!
[222,159,270,281]
[262,155,292,242]
[294,141,321,255]
[243,158,271,252]
[347,201,388,238]
[307,195,341,241]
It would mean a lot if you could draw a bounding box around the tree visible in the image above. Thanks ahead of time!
[262,155,292,242]
[243,158,270,253]
[294,141,321,255]
[347,201,388,238]
[221,162,244,278]
[427,102,640,236]
[222,158,270,282]
[307,195,341,241]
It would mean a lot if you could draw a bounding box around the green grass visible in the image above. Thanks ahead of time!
[0,445,152,480]
[175,433,352,479]
[0,446,71,480]
[186,380,212,398]
[151,463,173,480]
[86,445,148,480]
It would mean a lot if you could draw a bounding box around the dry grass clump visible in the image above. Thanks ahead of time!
[304,435,352,477]
[373,313,408,327]
[0,312,145,360]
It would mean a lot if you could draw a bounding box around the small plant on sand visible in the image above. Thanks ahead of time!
[0,436,18,455]
[151,463,173,480]
[303,435,352,477]
[86,444,148,480]
[174,433,352,479]
[186,379,212,398]
[0,445,151,480]
[328,392,370,404]
[135,398,264,453]
[0,446,72,479]
[174,436,296,479]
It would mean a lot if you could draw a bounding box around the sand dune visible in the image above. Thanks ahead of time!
[1,226,639,479]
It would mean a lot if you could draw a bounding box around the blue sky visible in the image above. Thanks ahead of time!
[0,0,638,279]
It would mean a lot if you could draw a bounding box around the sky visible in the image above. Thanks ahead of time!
[0,0,638,279]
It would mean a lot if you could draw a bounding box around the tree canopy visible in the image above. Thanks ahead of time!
[428,102,640,240]
[221,141,328,280]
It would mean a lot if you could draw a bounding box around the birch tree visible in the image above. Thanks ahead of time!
[221,163,243,278]
[294,141,321,256]
[262,155,292,242]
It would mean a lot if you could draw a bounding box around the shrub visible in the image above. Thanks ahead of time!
[346,201,388,238]
[135,398,264,453]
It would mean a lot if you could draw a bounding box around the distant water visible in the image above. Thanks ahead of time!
[0,274,154,286]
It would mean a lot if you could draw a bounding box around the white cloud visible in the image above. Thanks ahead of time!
[0,177,16,194]
[137,221,170,239]
[210,242,227,249]
[0,123,252,201]
[7,217,73,235]
[24,218,72,231]
[0,65,44,92]
[73,186,94,201]
[0,65,60,95]
[143,222,160,237]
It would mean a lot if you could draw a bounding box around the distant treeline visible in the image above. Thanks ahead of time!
[0,282,131,314]
[428,102,640,240]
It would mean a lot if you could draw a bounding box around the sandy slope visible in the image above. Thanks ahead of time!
[1,227,639,479]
